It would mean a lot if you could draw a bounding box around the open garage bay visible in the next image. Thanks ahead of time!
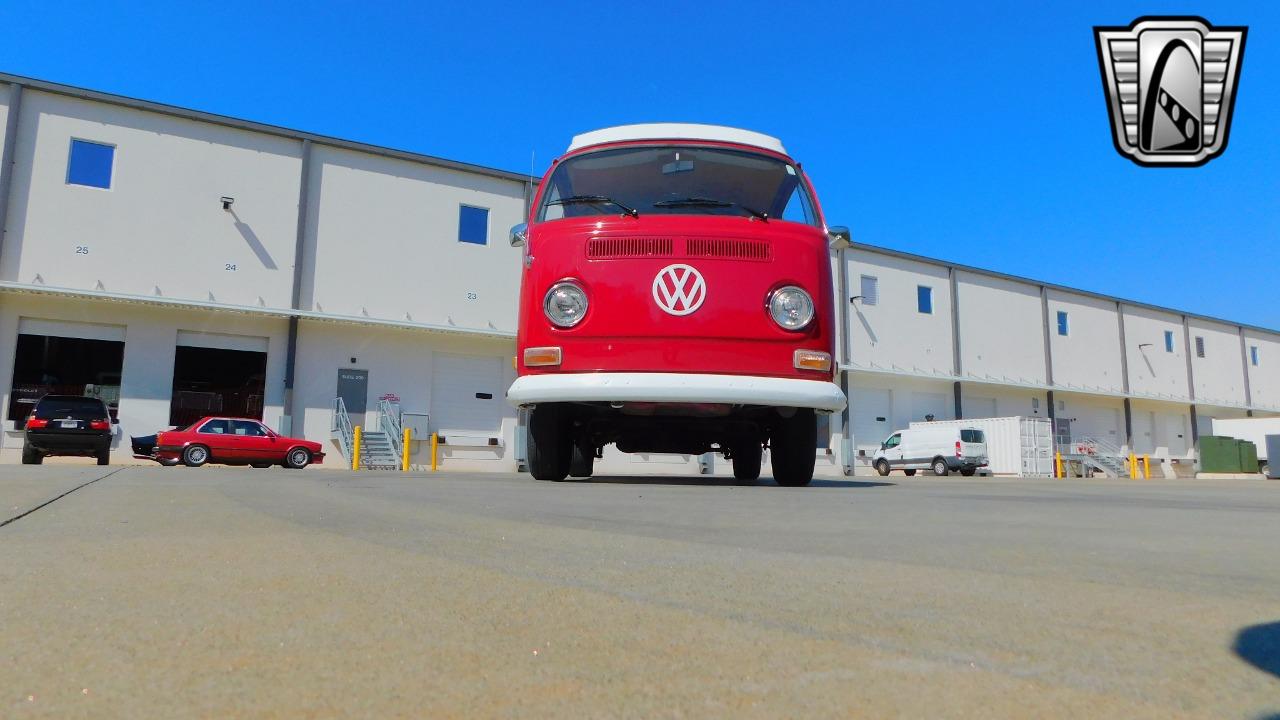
[2,467,1278,718]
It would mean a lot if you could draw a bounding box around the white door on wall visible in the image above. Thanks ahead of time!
[965,396,997,419]
[851,387,892,458]
[430,353,503,438]
[911,392,949,422]
[1133,411,1156,453]
[1164,413,1190,456]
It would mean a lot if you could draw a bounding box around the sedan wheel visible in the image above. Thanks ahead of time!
[285,448,311,469]
[183,445,209,467]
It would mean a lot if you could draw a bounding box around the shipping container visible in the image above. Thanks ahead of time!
[908,416,1053,476]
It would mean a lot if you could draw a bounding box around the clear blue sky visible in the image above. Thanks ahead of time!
[2,1,1276,328]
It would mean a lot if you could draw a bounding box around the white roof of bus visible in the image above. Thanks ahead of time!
[567,124,787,155]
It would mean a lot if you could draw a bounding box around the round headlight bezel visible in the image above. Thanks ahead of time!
[543,281,589,328]
[767,285,815,331]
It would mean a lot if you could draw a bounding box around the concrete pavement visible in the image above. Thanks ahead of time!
[1,465,1278,718]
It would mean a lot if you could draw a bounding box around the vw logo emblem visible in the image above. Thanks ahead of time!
[652,264,706,316]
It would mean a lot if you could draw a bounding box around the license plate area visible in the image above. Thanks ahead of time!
[59,420,79,429]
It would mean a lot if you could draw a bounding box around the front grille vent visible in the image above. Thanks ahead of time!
[685,238,772,261]
[587,237,674,259]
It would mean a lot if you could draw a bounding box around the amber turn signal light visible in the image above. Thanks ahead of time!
[523,346,562,367]
[793,349,831,372]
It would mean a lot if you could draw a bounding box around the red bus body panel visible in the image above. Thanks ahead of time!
[515,140,837,387]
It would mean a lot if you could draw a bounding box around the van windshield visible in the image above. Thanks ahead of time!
[538,145,819,226]
[961,429,985,443]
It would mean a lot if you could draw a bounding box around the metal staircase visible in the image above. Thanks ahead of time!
[331,397,403,470]
[1061,435,1130,478]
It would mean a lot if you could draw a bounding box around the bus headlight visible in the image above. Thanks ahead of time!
[768,286,814,330]
[544,281,589,327]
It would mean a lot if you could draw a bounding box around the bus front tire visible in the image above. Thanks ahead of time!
[770,409,816,487]
[528,405,571,481]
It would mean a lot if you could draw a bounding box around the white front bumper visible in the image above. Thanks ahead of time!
[506,372,847,412]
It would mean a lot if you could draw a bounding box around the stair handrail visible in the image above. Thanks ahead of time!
[332,397,354,461]
[377,398,403,466]
[1060,434,1126,458]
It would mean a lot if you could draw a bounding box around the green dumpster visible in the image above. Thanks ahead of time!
[1199,436,1243,473]
[1238,440,1259,474]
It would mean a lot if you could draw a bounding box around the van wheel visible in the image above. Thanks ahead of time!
[732,441,762,481]
[960,467,976,477]
[932,458,950,476]
[874,459,890,476]
[183,445,210,467]
[527,405,571,481]
[903,469,916,476]
[568,444,594,478]
[21,445,42,465]
[770,409,816,487]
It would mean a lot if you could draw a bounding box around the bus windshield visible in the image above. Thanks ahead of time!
[538,145,819,226]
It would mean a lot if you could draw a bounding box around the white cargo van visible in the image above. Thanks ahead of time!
[872,425,988,476]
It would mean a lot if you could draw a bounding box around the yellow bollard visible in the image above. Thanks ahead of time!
[352,425,362,471]
[402,427,411,472]
[1055,451,1063,479]
[1143,454,1151,480]
[1129,452,1138,479]
[430,432,439,472]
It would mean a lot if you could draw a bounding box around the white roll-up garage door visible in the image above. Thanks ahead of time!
[851,387,892,457]
[431,353,503,438]
[176,331,268,352]
[965,396,998,419]
[911,391,949,422]
[19,318,124,342]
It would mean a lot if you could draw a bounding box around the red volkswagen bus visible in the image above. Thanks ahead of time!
[507,124,847,485]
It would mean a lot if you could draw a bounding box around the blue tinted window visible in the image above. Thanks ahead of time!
[67,139,114,189]
[1164,330,1174,352]
[917,286,932,314]
[1251,345,1260,366]
[1056,311,1069,336]
[458,205,489,245]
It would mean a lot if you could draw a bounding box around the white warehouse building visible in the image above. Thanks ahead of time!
[0,73,1275,477]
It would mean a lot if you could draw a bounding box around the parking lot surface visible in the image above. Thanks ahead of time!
[2,465,1278,718]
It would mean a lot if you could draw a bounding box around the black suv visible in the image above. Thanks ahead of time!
[22,395,114,465]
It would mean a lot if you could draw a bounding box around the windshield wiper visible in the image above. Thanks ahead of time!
[653,197,768,221]
[546,195,638,218]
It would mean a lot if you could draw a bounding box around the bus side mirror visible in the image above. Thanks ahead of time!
[827,226,852,249]
[509,223,528,247]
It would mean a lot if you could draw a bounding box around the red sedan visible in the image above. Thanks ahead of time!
[137,417,325,469]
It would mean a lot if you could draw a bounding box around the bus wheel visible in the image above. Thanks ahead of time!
[770,409,816,487]
[528,405,571,481]
[732,441,762,481]
[568,443,594,478]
